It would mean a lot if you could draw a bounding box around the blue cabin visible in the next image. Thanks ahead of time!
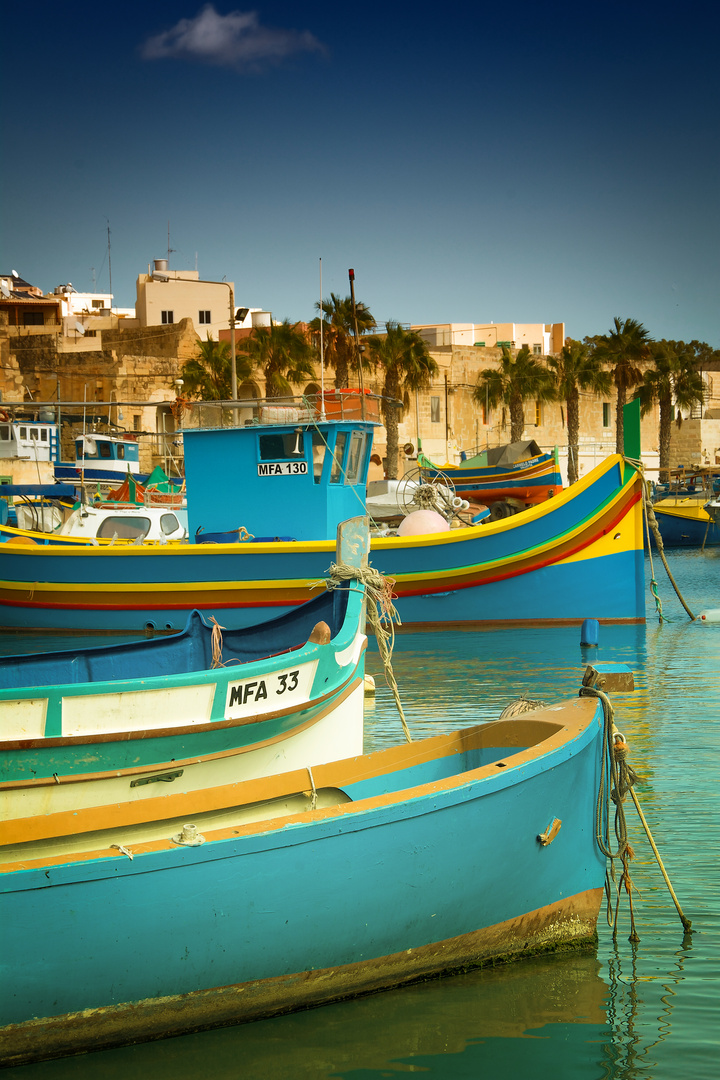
[183,404,378,543]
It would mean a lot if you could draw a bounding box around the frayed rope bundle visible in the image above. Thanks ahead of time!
[325,562,412,742]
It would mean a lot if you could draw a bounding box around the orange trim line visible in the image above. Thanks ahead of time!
[3,704,596,862]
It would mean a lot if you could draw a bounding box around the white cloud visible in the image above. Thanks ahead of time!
[141,5,323,70]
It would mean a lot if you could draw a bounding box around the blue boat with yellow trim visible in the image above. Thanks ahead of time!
[0,663,629,1065]
[419,440,563,506]
[0,399,645,632]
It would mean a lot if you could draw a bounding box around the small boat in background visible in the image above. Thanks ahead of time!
[0,517,370,830]
[419,440,563,508]
[649,466,720,547]
[54,433,143,484]
[649,497,719,547]
[0,665,625,1066]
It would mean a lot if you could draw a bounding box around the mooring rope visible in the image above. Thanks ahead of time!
[581,683,691,939]
[625,457,696,622]
[325,562,412,742]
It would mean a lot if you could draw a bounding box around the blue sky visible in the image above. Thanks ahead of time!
[3,1,719,345]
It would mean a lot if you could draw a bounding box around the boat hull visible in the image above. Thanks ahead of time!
[0,699,607,1064]
[0,456,645,631]
[649,500,720,547]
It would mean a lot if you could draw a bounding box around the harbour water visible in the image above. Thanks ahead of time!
[3,548,719,1079]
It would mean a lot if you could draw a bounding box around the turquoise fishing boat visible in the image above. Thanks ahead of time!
[0,518,370,829]
[0,399,645,632]
[0,666,630,1066]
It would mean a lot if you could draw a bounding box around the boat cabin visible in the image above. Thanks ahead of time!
[73,434,141,475]
[182,401,378,542]
[0,419,59,463]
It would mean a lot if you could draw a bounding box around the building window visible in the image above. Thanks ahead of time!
[161,310,174,324]
[23,311,44,326]
[534,400,542,426]
[198,310,211,324]
[133,415,141,432]
[92,300,103,308]
[430,397,441,423]
[533,344,542,355]
[602,402,611,428]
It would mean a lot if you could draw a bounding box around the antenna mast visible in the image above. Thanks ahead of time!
[106,220,112,311]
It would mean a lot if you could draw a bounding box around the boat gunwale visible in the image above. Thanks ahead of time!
[1,696,602,877]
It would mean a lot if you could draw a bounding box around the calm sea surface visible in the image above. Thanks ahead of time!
[3,549,719,1079]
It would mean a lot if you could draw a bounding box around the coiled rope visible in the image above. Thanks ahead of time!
[625,457,696,622]
[581,683,691,939]
[324,562,412,742]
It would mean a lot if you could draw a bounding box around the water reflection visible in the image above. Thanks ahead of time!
[5,953,610,1080]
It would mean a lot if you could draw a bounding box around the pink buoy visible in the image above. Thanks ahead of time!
[397,510,450,536]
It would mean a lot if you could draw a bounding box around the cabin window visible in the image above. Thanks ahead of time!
[198,310,211,324]
[117,444,125,459]
[345,432,366,484]
[330,432,348,483]
[0,426,10,441]
[258,432,305,460]
[40,428,48,442]
[161,310,174,324]
[99,442,112,459]
[602,403,611,428]
[161,514,180,535]
[19,427,27,439]
[96,516,151,540]
[430,397,441,423]
[312,432,327,484]
[29,428,39,440]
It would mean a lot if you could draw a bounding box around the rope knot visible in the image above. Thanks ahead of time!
[325,561,411,743]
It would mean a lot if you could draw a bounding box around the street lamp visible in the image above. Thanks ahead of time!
[151,271,240,401]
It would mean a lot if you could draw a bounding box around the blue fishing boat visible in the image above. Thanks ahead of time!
[647,466,720,547]
[0,665,629,1065]
[649,497,719,547]
[54,432,143,484]
[419,440,563,507]
[0,518,369,829]
[0,399,645,632]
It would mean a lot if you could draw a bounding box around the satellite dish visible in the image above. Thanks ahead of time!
[74,321,86,336]
[11,270,19,278]
[0,282,10,298]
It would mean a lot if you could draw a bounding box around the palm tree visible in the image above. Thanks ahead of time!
[546,339,612,484]
[366,322,438,479]
[180,334,253,400]
[473,346,555,444]
[635,340,707,482]
[589,317,652,454]
[237,320,317,399]
[312,293,375,390]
